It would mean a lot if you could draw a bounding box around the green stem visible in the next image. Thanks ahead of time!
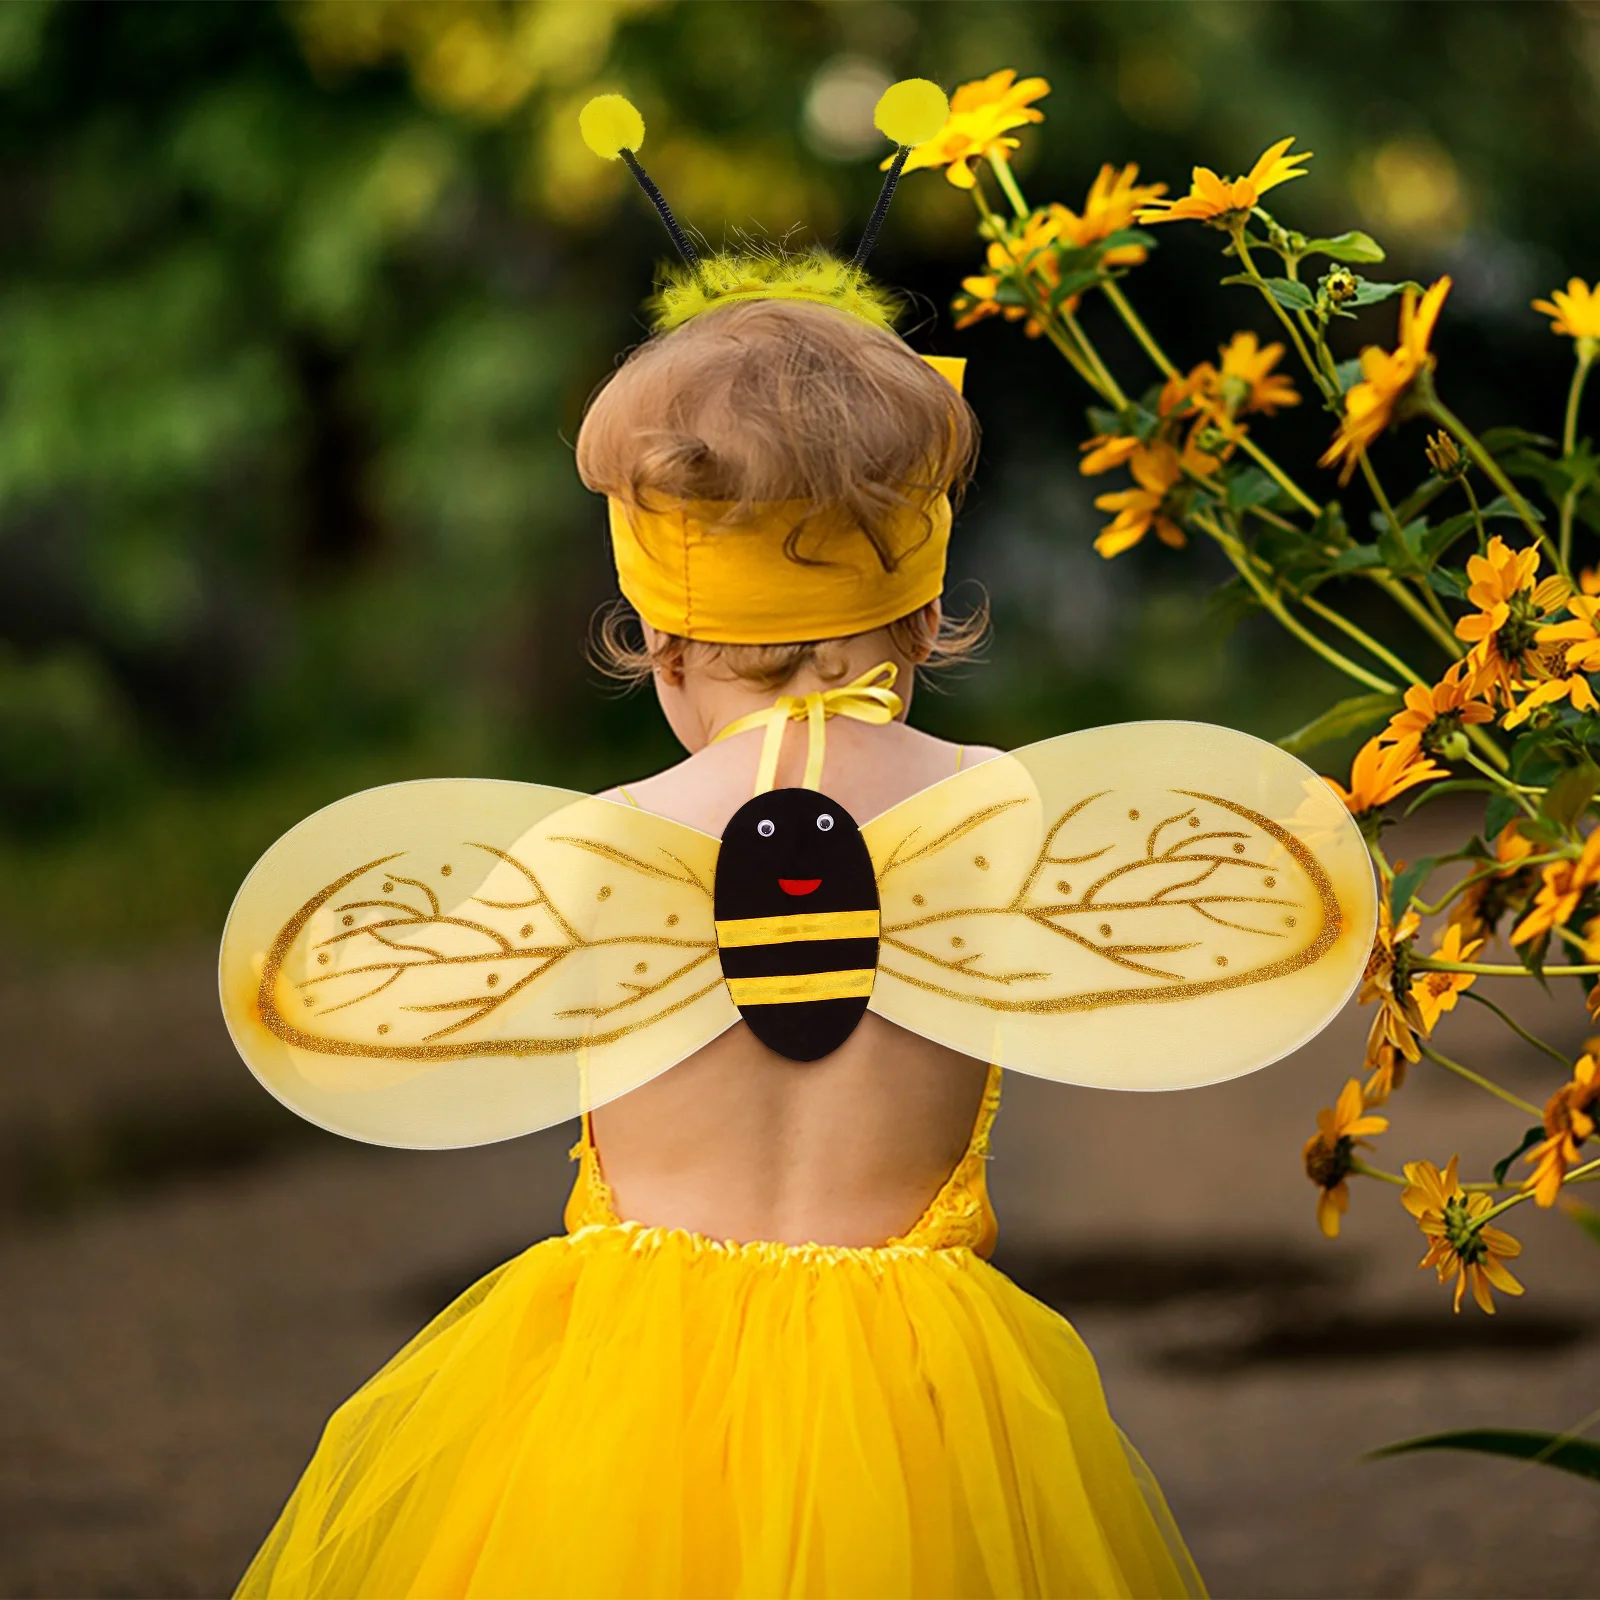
[1429,395,1572,585]
[1370,570,1466,659]
[1414,957,1597,977]
[1558,349,1594,570]
[970,180,1109,398]
[1349,1157,1407,1187]
[1350,1156,1502,1194]
[1458,989,1574,1069]
[1298,590,1425,686]
[1061,306,1129,407]
[1418,1042,1543,1116]
[1194,512,1398,692]
[1235,432,1324,518]
[1463,750,1540,817]
[1101,278,1180,379]
[1462,473,1489,557]
[986,151,1030,220]
[1411,852,1565,914]
[1231,229,1333,399]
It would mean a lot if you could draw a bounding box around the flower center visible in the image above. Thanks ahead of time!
[1442,1195,1488,1264]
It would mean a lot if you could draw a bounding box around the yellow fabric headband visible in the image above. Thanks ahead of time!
[607,354,965,645]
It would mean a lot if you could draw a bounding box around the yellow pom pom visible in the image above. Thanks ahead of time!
[580,94,645,161]
[874,79,948,148]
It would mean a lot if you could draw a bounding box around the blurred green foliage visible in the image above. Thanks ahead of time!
[1,0,1597,956]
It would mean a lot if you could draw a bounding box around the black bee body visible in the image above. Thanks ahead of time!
[713,789,880,1062]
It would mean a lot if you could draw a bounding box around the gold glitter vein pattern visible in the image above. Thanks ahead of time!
[257,833,720,1061]
[873,788,1342,1012]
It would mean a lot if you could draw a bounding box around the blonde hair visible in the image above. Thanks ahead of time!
[576,297,983,687]
[589,596,990,691]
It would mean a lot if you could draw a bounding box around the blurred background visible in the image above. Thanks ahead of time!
[3,3,1600,1596]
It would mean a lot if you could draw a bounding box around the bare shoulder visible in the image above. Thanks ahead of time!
[599,723,1009,837]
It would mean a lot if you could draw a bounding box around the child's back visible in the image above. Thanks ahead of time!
[595,644,1002,1248]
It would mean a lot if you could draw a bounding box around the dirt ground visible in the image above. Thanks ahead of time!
[1,937,1598,1600]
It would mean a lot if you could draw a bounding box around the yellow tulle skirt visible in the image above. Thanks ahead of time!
[237,1220,1204,1599]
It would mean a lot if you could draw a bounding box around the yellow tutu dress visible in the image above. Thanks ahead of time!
[237,1062,1205,1599]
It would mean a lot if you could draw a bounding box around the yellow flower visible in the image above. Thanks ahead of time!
[1192,331,1300,418]
[1408,923,1483,1035]
[1303,1078,1389,1238]
[1051,162,1167,252]
[1454,536,1566,706]
[1402,1156,1524,1314]
[1511,825,1600,946]
[1137,136,1312,227]
[1320,278,1452,484]
[1380,660,1495,754]
[897,69,1049,189]
[1450,821,1537,945]
[1091,442,1191,557]
[1523,1054,1600,1207]
[1532,278,1600,342]
[952,209,1065,334]
[1360,898,1423,1104]
[1324,735,1446,816]
[1506,592,1600,725]
[1078,434,1140,475]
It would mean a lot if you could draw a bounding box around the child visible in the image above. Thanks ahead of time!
[228,83,1367,1598]
[236,301,1204,1600]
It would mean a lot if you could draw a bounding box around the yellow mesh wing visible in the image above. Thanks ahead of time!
[219,780,733,1148]
[863,721,1376,1090]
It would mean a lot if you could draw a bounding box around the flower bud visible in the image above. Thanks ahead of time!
[1324,267,1358,305]
[1424,431,1466,479]
[1439,730,1470,761]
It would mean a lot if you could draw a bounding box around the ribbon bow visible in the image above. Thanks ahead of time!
[710,662,904,795]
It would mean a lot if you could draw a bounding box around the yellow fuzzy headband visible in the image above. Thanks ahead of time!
[581,79,964,644]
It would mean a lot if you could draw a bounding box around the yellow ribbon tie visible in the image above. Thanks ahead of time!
[710,662,904,795]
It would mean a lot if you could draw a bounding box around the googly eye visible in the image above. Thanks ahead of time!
[757,818,775,837]
[816,813,834,832]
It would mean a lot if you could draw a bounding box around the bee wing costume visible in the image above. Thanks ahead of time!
[231,82,1372,1600]
[222,703,1372,1147]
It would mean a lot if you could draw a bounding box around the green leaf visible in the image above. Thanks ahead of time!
[1376,516,1428,574]
[1519,929,1550,987]
[1480,426,1558,456]
[1046,267,1108,310]
[1347,279,1415,308]
[1367,1430,1600,1485]
[1225,467,1285,512]
[1540,760,1600,828]
[1390,855,1440,918]
[1420,511,1478,566]
[1333,358,1363,393]
[1484,792,1522,841]
[1492,1125,1546,1186]
[1100,227,1157,252]
[1402,779,1501,817]
[1327,542,1385,574]
[1223,273,1315,311]
[1303,230,1387,265]
[1566,1201,1600,1249]
[1276,690,1401,757]
[1427,566,1468,599]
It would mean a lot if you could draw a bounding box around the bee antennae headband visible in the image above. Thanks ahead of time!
[579,78,949,308]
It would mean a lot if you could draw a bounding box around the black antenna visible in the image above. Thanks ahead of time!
[618,149,701,270]
[851,146,909,270]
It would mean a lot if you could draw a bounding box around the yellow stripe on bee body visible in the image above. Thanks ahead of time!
[715,909,881,947]
[725,969,876,1006]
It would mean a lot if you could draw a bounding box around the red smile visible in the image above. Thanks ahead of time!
[778,878,822,896]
